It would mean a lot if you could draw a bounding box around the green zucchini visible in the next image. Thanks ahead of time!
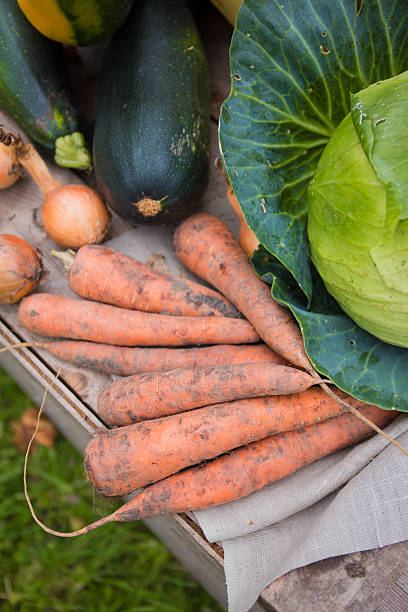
[93,0,210,224]
[0,0,91,170]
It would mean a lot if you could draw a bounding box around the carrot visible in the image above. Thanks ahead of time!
[18,293,259,347]
[53,245,239,318]
[215,158,259,257]
[173,212,311,371]
[34,404,396,537]
[98,362,318,426]
[226,184,259,257]
[39,340,287,376]
[85,386,370,496]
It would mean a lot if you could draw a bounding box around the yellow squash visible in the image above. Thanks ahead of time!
[210,0,242,25]
[17,0,133,46]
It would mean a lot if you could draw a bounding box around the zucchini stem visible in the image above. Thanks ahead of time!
[134,197,162,217]
[54,132,92,171]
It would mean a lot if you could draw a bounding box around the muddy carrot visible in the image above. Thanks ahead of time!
[39,340,287,376]
[173,212,311,371]
[18,293,259,347]
[98,363,318,426]
[53,245,239,318]
[112,404,396,518]
[38,404,396,537]
[85,387,371,496]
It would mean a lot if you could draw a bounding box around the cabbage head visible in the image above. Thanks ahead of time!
[308,70,408,347]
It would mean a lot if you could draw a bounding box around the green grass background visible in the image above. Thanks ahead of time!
[0,366,224,611]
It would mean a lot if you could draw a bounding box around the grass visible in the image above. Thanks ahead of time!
[0,366,225,612]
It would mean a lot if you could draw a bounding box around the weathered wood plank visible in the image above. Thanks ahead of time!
[260,541,408,611]
[0,320,101,451]
[375,570,408,612]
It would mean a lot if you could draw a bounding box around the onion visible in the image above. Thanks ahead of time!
[17,143,110,249]
[0,234,43,304]
[40,184,110,249]
[0,142,22,189]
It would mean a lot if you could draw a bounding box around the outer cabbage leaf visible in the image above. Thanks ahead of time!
[308,72,408,348]
[220,0,408,410]
[352,70,408,220]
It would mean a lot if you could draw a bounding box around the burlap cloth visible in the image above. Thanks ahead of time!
[194,414,408,612]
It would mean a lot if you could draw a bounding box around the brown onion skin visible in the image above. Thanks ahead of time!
[41,184,111,249]
[0,143,21,190]
[0,234,43,304]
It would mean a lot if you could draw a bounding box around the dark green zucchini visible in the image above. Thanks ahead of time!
[0,0,91,169]
[93,0,211,224]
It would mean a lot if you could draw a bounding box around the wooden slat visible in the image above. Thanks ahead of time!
[375,571,408,612]
[0,319,102,450]
[261,542,408,612]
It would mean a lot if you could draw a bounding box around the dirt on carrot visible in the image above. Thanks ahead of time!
[56,244,239,318]
[85,386,372,497]
[98,362,318,426]
[117,403,396,519]
[39,340,287,376]
[173,213,311,371]
[18,293,259,347]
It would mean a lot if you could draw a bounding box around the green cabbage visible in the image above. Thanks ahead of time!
[308,70,408,347]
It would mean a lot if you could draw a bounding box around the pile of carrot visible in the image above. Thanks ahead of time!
[17,213,398,538]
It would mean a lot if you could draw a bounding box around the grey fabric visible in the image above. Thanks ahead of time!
[194,414,408,612]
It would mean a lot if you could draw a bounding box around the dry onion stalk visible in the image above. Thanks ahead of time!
[16,143,110,249]
[0,234,43,304]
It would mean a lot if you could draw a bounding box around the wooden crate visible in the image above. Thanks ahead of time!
[1,5,408,611]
